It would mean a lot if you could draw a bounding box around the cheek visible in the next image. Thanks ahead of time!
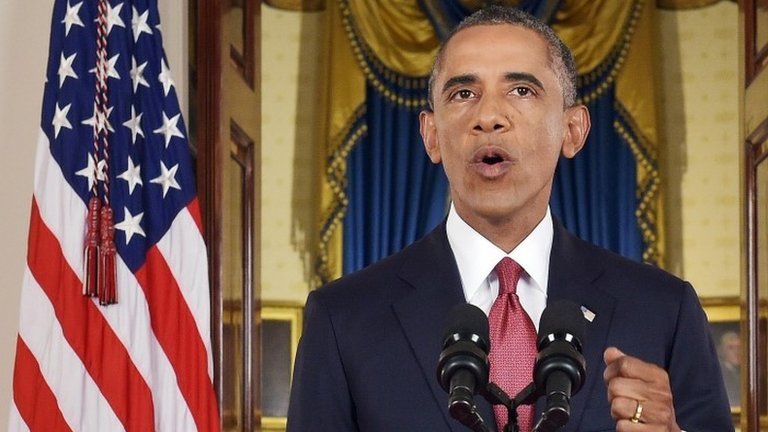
[518,121,564,180]
[438,145,465,180]
[536,117,567,159]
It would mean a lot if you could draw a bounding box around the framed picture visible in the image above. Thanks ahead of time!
[261,303,304,432]
[701,297,741,423]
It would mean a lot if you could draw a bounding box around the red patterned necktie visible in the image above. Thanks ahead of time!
[488,257,537,432]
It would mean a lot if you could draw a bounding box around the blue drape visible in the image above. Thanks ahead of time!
[550,87,643,261]
[343,86,449,274]
[342,0,644,275]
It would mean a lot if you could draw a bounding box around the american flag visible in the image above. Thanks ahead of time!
[9,1,220,431]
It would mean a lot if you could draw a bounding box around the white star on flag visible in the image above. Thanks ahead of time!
[82,104,115,134]
[150,161,181,197]
[130,57,149,92]
[123,106,144,143]
[58,52,78,87]
[118,157,143,195]
[153,112,184,148]
[62,1,84,36]
[114,207,146,244]
[89,54,121,80]
[52,103,72,138]
[99,2,125,35]
[75,154,98,191]
[132,6,153,42]
[158,58,175,96]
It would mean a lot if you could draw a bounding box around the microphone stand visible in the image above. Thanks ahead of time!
[480,381,541,432]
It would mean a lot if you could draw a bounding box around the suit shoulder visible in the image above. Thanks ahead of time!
[572,234,691,299]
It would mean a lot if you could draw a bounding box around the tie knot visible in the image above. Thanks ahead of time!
[495,257,523,295]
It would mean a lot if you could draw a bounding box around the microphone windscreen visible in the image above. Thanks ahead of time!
[442,303,489,348]
[538,300,586,347]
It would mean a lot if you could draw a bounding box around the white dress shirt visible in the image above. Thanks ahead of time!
[445,204,553,331]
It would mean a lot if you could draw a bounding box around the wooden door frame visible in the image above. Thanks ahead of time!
[743,1,768,429]
[194,0,261,430]
[744,119,768,430]
[195,0,224,410]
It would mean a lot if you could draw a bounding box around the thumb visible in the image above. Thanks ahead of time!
[603,346,625,365]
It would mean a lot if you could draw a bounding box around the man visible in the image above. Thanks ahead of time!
[287,6,732,432]
[717,331,740,407]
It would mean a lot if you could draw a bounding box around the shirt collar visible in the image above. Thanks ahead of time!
[446,204,553,300]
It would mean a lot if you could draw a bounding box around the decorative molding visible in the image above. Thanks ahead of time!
[745,0,768,86]
[230,0,257,89]
[230,119,258,431]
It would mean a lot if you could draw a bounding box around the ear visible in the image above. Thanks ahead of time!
[419,110,442,164]
[560,105,591,159]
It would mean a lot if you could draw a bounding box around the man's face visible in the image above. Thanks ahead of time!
[721,333,740,366]
[420,24,589,226]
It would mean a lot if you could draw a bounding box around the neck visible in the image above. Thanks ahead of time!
[454,204,548,253]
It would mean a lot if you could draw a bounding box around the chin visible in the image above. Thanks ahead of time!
[465,199,523,224]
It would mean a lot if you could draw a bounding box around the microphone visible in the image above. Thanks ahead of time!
[437,303,491,432]
[533,300,587,432]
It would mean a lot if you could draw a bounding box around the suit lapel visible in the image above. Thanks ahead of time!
[539,219,616,431]
[392,224,497,432]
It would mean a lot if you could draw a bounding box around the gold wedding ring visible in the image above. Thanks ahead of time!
[630,400,644,423]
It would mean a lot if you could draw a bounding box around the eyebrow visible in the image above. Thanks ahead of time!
[441,73,478,96]
[504,72,545,91]
[440,71,546,98]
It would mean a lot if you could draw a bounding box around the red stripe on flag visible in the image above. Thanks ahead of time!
[13,336,73,432]
[187,198,204,234]
[26,199,155,432]
[135,246,220,432]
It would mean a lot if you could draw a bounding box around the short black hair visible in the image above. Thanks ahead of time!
[427,6,578,109]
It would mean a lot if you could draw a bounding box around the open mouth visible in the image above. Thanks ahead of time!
[482,154,505,165]
[473,146,512,165]
[470,146,513,179]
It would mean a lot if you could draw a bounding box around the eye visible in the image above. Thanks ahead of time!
[511,86,534,97]
[451,89,476,101]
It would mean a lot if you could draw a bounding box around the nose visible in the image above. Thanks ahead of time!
[473,95,510,133]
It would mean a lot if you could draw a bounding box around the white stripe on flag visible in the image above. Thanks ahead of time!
[99,260,198,432]
[19,269,124,432]
[7,402,30,432]
[34,128,197,432]
[32,130,85,278]
[156,208,214,378]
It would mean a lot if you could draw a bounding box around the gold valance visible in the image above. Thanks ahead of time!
[657,0,731,10]
[348,0,439,77]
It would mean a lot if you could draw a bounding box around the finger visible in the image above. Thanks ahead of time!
[607,376,674,402]
[609,396,641,421]
[604,346,625,365]
[603,353,667,383]
[606,376,648,401]
[610,397,675,426]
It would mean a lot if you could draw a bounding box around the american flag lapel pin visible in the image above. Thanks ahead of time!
[580,305,596,322]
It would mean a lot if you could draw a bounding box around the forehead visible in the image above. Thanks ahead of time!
[438,24,554,81]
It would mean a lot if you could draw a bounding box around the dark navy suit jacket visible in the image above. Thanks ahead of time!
[287,220,733,431]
